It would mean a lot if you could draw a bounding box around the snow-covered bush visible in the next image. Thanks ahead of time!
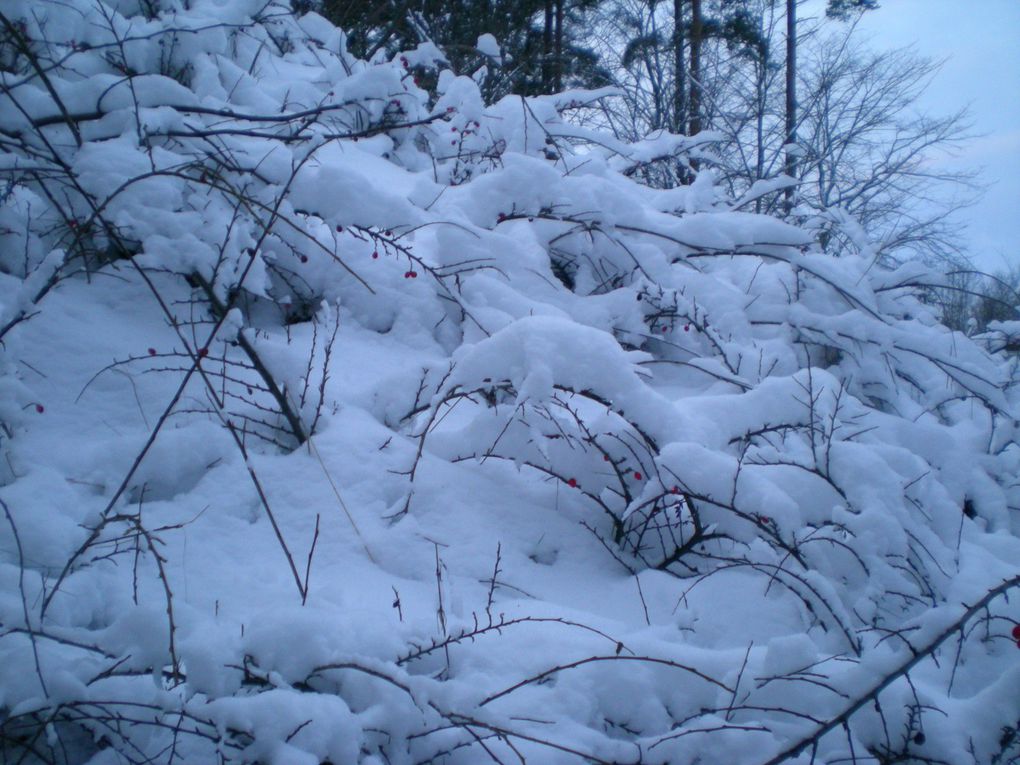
[1,1,1018,763]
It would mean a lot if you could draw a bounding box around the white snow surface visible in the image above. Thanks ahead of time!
[0,1,1018,764]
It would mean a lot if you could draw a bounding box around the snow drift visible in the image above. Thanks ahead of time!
[0,0,1018,763]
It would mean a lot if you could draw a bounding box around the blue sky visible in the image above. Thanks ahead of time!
[851,0,1020,271]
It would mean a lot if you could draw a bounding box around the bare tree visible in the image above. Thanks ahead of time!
[591,2,976,265]
[688,11,978,265]
[791,35,979,263]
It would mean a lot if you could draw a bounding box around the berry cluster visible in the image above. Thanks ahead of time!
[635,285,711,341]
[447,120,481,148]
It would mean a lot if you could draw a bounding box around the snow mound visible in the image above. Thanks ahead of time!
[0,1,1017,763]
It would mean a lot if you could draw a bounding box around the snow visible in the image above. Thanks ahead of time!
[0,1,1018,764]
[476,33,501,62]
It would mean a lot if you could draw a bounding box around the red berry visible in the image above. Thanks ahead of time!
[633,471,642,481]
[300,255,308,263]
[671,486,680,495]
[661,326,668,333]
[372,251,379,259]
[684,324,690,332]
[603,454,610,462]
[35,404,44,413]
[409,271,418,278]
[1012,624,1020,640]
[567,478,577,488]
[404,271,411,278]
[451,126,457,132]
[451,140,457,145]
[197,347,208,358]
[147,347,156,356]
[335,224,343,232]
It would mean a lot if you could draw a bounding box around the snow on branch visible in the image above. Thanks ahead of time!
[0,1,1017,764]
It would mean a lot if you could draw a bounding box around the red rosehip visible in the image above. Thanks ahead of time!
[567,478,577,488]
[404,271,411,278]
[633,471,642,481]
[335,224,343,232]
[372,251,379,259]
[1012,624,1020,640]
[35,404,44,413]
[147,347,157,356]
[603,454,610,462]
[451,140,457,145]
[451,126,457,132]
[671,486,680,495]
[661,326,668,333]
[409,271,418,278]
[684,324,690,332]
[300,255,308,263]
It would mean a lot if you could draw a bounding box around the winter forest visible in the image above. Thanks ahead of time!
[0,0,1018,762]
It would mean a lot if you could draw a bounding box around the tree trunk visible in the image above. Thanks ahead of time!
[784,0,797,212]
[554,0,564,92]
[543,0,553,93]
[688,0,702,137]
[672,0,686,134]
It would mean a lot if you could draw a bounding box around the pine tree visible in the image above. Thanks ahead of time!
[825,0,879,20]
[320,0,606,100]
